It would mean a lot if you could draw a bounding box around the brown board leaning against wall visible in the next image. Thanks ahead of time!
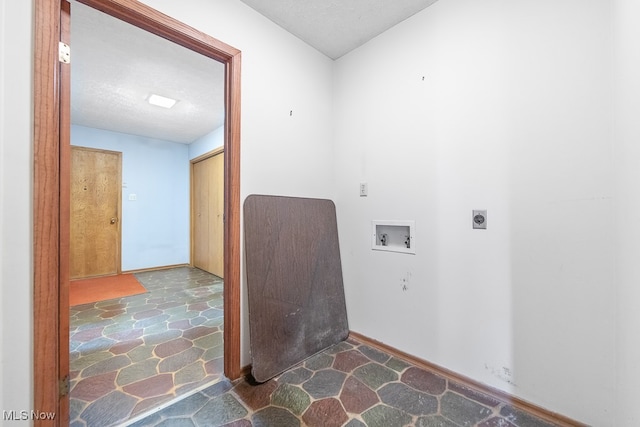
[244,195,349,382]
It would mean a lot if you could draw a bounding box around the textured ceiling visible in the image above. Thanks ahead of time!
[71,2,225,144]
[238,0,439,59]
[71,0,439,143]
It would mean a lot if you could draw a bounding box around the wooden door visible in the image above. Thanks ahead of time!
[192,151,224,277]
[70,146,122,279]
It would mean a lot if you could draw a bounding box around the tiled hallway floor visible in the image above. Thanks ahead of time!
[69,267,224,427]
[129,337,559,427]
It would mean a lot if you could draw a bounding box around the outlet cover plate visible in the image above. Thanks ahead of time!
[473,210,487,229]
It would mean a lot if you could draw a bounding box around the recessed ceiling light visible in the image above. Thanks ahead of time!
[147,94,177,109]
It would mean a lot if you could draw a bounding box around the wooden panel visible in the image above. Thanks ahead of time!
[192,152,224,277]
[70,146,122,279]
[34,0,63,423]
[58,1,71,422]
[244,195,349,382]
[223,48,242,381]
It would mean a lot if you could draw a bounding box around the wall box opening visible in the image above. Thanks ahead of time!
[372,220,415,254]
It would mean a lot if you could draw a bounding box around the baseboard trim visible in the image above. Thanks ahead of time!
[122,263,191,275]
[349,331,586,427]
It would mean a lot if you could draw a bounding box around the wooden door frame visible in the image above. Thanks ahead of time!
[34,1,242,424]
[70,146,123,279]
[190,146,225,270]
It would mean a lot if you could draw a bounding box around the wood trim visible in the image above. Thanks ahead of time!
[190,146,224,164]
[34,0,62,423]
[122,264,190,275]
[223,48,242,381]
[116,152,122,275]
[190,160,195,268]
[349,331,586,427]
[58,2,71,422]
[34,1,242,424]
[70,145,122,155]
[77,0,240,61]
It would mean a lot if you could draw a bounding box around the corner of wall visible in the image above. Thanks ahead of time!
[0,0,34,415]
[0,0,5,410]
[612,0,640,423]
[188,125,224,160]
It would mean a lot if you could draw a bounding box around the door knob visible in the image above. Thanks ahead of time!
[110,217,117,224]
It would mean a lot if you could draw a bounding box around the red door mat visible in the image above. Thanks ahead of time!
[70,274,147,306]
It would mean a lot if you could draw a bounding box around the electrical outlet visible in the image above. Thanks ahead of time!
[473,210,487,229]
[359,182,368,197]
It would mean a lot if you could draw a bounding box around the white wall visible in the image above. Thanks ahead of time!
[137,0,336,365]
[189,126,224,160]
[613,0,640,423]
[139,0,336,199]
[72,125,191,271]
[0,0,5,413]
[3,0,635,424]
[0,0,34,419]
[334,0,614,425]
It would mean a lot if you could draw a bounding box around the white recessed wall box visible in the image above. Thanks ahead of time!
[371,220,415,254]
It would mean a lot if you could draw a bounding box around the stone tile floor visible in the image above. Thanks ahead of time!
[69,267,224,427]
[128,337,560,427]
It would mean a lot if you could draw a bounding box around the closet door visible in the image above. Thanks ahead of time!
[192,151,224,277]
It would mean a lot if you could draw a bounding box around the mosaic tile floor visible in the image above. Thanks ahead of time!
[69,267,224,427]
[129,337,559,427]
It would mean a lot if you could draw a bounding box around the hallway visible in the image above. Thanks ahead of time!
[69,267,224,426]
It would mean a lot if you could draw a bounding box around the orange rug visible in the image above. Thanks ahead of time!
[70,274,147,306]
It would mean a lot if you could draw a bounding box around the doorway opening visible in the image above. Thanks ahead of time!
[33,0,242,424]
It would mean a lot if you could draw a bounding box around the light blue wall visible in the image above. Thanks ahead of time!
[189,125,224,160]
[72,125,190,271]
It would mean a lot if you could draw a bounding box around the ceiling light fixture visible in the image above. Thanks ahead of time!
[147,94,177,109]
